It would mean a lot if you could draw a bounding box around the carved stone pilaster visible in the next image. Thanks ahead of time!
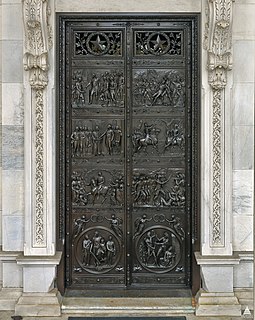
[204,0,234,247]
[23,0,54,253]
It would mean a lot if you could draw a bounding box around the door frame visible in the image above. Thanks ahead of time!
[56,13,201,295]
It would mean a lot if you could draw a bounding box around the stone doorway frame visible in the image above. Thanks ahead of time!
[15,0,241,317]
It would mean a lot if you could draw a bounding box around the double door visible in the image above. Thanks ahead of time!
[59,15,199,289]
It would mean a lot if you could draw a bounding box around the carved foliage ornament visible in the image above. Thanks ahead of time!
[204,0,234,245]
[23,0,52,246]
[204,0,234,89]
[23,0,52,89]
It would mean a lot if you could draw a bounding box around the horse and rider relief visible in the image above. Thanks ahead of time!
[132,120,185,155]
[71,170,124,207]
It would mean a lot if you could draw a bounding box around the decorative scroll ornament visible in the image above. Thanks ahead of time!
[204,0,234,245]
[23,0,52,246]
[23,0,52,89]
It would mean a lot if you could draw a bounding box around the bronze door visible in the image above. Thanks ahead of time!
[58,15,199,290]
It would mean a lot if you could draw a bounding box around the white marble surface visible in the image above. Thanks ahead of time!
[0,167,2,211]
[22,266,56,293]
[2,3,23,41]
[2,125,24,170]
[234,259,253,288]
[0,258,2,284]
[233,215,253,251]
[0,41,2,82]
[3,262,22,288]
[233,3,255,40]
[200,266,234,292]
[233,40,255,83]
[2,0,22,3]
[15,291,61,316]
[2,83,24,126]
[2,170,24,216]
[0,210,2,248]
[1,40,23,83]
[0,289,22,311]
[56,0,202,12]
[233,170,254,215]
[233,126,254,170]
[0,2,2,39]
[232,84,254,126]
[196,292,241,317]
[2,215,24,251]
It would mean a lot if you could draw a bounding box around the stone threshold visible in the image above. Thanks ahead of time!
[62,297,195,315]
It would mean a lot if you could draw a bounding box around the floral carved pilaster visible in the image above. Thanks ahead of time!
[204,0,234,246]
[23,0,52,249]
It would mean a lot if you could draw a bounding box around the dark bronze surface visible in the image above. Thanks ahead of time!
[57,14,200,290]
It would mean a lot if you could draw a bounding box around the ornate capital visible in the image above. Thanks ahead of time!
[23,0,52,90]
[205,0,234,90]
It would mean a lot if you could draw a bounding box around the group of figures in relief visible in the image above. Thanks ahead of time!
[132,121,184,154]
[138,229,178,269]
[81,231,118,269]
[133,70,185,107]
[71,123,122,157]
[72,171,124,206]
[132,171,185,207]
[73,212,184,273]
[71,170,185,207]
[70,120,184,158]
[72,70,124,107]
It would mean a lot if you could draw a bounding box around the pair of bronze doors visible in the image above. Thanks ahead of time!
[58,14,199,290]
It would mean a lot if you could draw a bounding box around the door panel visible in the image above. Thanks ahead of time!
[58,15,199,290]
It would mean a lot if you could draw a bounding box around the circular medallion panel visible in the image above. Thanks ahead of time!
[75,226,122,274]
[147,32,170,55]
[136,226,182,273]
[86,32,110,55]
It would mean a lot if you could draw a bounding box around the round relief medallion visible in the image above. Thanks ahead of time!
[136,226,182,273]
[86,32,110,55]
[75,226,122,274]
[147,32,170,55]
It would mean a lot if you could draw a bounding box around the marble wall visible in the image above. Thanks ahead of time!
[232,0,255,253]
[1,0,24,253]
[0,0,2,286]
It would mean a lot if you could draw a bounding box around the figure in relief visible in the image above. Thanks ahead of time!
[132,121,160,153]
[88,172,109,205]
[72,73,85,106]
[105,214,123,239]
[164,123,184,150]
[73,215,90,240]
[133,214,152,239]
[83,234,92,265]
[166,215,185,240]
[91,125,102,156]
[106,235,116,265]
[87,73,100,104]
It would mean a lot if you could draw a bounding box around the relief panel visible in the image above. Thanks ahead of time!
[133,69,185,109]
[71,169,125,208]
[71,69,125,109]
